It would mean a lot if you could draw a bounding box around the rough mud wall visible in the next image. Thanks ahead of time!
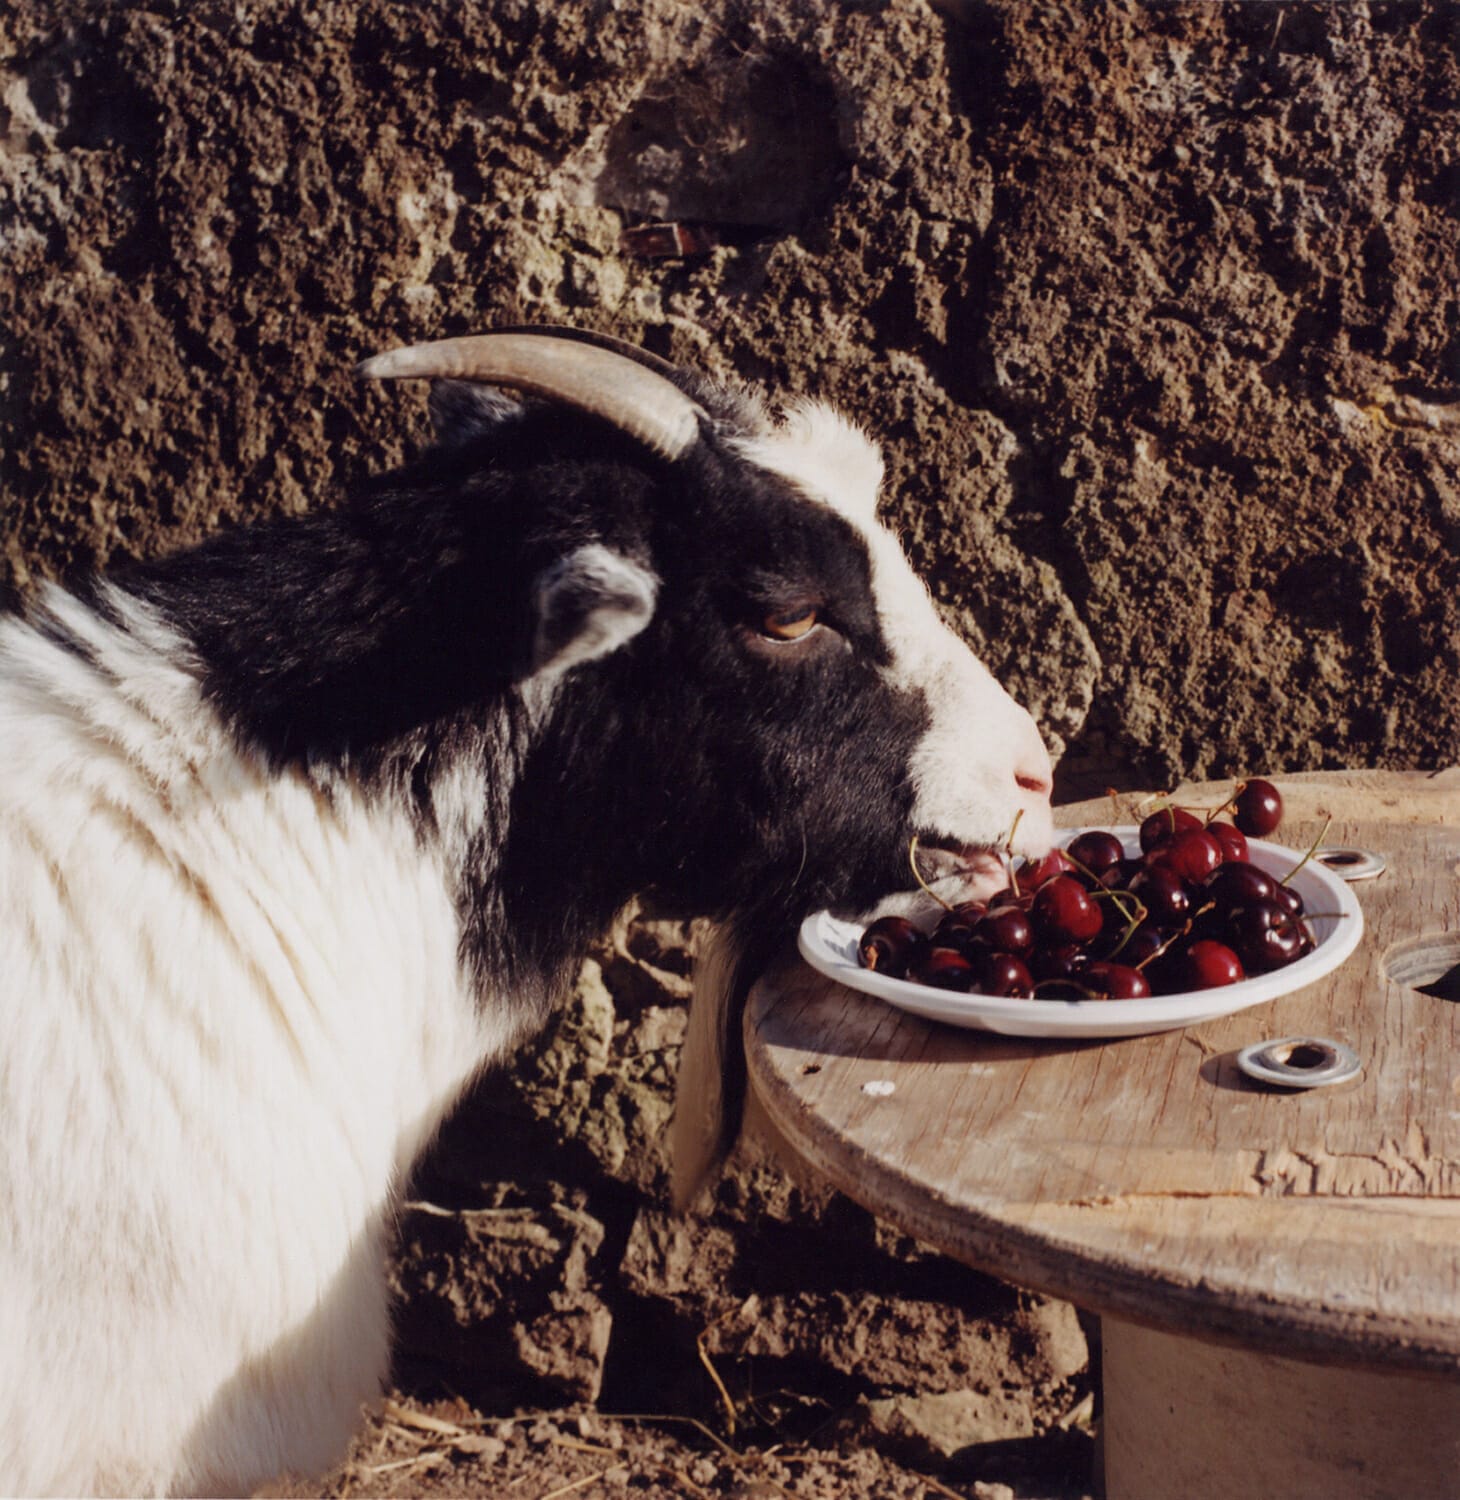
[4,0,1456,787]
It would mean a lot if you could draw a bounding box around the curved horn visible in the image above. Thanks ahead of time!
[493,323,684,382]
[356,331,705,461]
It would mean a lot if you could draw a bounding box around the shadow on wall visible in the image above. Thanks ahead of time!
[566,52,849,238]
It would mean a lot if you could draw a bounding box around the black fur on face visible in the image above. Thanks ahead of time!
[122,396,933,1002]
[495,434,933,982]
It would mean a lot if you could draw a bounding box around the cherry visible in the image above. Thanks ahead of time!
[1030,942,1089,983]
[977,950,1035,998]
[1202,860,1279,912]
[1150,828,1223,885]
[1065,829,1126,877]
[1139,806,1202,855]
[1032,876,1104,944]
[863,796,1318,1005]
[985,886,1031,912]
[933,906,985,952]
[858,916,925,977]
[1126,863,1191,926]
[1082,961,1152,1000]
[910,947,976,991]
[1207,821,1249,863]
[1227,901,1307,974]
[972,906,1035,956]
[1018,848,1078,891]
[1181,939,1245,989]
[1110,924,1168,968]
[1234,778,1283,838]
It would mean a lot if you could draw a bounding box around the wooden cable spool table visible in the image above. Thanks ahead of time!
[744,770,1460,1500]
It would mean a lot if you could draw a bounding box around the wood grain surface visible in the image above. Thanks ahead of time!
[745,771,1460,1372]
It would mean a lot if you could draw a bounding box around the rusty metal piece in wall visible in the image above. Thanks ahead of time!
[620,222,723,260]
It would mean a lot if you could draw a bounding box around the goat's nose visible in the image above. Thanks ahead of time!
[1013,720,1055,802]
[1011,720,1056,854]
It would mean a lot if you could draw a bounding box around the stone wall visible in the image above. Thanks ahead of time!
[4,0,1456,788]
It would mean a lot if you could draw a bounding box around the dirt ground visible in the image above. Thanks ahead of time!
[1,1,1457,1496]
[260,1397,1094,1500]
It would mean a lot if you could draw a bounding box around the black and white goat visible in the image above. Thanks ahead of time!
[0,329,1052,1496]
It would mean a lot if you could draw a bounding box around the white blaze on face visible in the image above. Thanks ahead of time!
[734,401,1055,865]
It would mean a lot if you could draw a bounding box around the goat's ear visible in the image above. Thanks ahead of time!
[429,379,527,446]
[528,544,658,678]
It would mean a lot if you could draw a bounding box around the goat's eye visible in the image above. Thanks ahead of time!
[760,606,819,641]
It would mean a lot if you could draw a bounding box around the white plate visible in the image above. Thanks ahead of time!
[797,829,1366,1039]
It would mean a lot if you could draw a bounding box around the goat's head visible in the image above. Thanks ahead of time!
[360,328,1054,1198]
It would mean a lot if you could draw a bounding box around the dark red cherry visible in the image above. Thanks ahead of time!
[985,886,1031,912]
[1207,821,1249,863]
[859,916,925,977]
[977,951,1035,998]
[933,906,984,951]
[1181,939,1246,989]
[1234,778,1283,837]
[1082,961,1152,1000]
[1030,942,1090,983]
[1126,863,1191,926]
[1150,828,1223,885]
[973,906,1035,956]
[1272,882,1306,919]
[1065,830,1127,877]
[1018,848,1078,891]
[1202,861,1279,912]
[1139,806,1202,855]
[1110,924,1169,968]
[1227,901,1307,974]
[1032,876,1104,944]
[910,946,977,991]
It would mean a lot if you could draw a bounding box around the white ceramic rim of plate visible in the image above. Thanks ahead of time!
[796,828,1366,1038]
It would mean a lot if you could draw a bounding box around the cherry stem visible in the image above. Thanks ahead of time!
[1135,911,1206,971]
[1280,815,1333,886]
[907,834,954,912]
[1004,809,1025,898]
[1004,807,1025,852]
[1093,887,1148,957]
[1204,785,1244,826]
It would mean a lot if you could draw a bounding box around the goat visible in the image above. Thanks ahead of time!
[0,328,1053,1496]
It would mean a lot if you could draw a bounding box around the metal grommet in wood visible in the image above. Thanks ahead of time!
[1236,1036,1362,1089]
[1313,847,1387,881]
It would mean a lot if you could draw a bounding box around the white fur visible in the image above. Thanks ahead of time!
[0,587,512,1497]
[736,403,1054,861]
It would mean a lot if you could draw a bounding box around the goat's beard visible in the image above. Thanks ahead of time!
[669,910,756,1211]
[668,901,800,1212]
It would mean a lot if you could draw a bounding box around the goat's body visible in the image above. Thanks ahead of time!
[0,590,507,1495]
[0,331,1056,1495]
